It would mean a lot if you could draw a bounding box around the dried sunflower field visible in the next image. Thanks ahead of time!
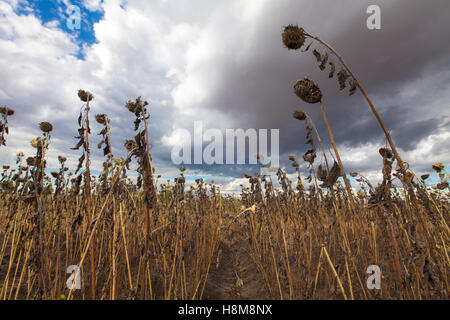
[0,25,448,301]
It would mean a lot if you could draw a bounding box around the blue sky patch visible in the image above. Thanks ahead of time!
[13,0,104,59]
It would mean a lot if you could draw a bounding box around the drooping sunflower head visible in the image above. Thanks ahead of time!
[282,25,306,50]
[293,77,322,104]
[39,121,53,133]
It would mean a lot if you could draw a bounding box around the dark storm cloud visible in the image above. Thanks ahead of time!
[189,0,450,160]
[167,0,450,180]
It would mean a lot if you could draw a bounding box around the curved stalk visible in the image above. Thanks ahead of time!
[304,32,410,185]
[305,31,448,290]
[319,100,357,215]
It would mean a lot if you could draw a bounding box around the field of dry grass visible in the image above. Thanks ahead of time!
[0,25,448,300]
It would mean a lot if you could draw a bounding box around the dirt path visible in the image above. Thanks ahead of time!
[202,219,269,300]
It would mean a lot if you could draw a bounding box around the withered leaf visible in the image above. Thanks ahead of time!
[319,52,329,71]
[337,68,350,91]
[134,118,141,131]
[78,153,85,164]
[71,139,83,150]
[317,164,327,182]
[312,49,321,62]
[302,41,313,52]
[320,161,341,188]
[328,60,335,78]
[349,79,357,96]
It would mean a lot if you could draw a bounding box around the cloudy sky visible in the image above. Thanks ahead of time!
[0,0,449,193]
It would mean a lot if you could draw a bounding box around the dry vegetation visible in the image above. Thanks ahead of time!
[0,25,449,300]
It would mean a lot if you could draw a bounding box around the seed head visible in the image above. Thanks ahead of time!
[437,181,448,190]
[350,172,358,178]
[432,163,445,172]
[0,107,14,116]
[249,177,258,184]
[95,114,107,125]
[31,138,40,148]
[126,101,137,113]
[78,89,94,102]
[379,148,393,159]
[124,140,138,152]
[282,25,306,50]
[421,174,430,180]
[292,110,307,121]
[26,157,36,166]
[294,77,322,104]
[39,121,53,133]
[58,155,67,163]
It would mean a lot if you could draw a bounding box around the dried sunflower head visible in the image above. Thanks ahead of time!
[78,89,94,102]
[58,155,67,163]
[179,166,186,172]
[294,77,322,104]
[282,25,306,50]
[124,140,138,152]
[432,163,445,172]
[421,174,430,180]
[0,107,14,116]
[126,101,137,113]
[39,121,53,133]
[437,181,448,190]
[249,177,258,184]
[95,114,107,125]
[292,110,307,121]
[379,148,393,159]
[31,138,40,148]
[26,157,36,166]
